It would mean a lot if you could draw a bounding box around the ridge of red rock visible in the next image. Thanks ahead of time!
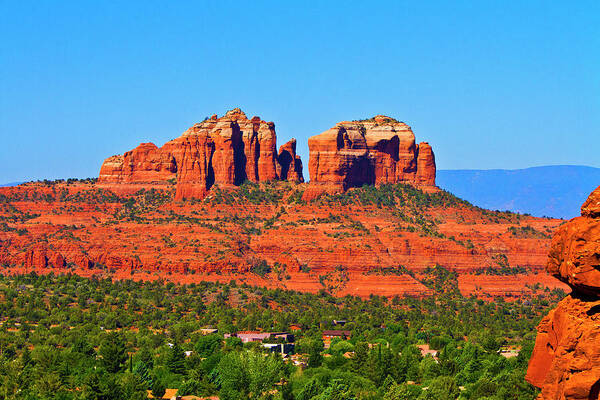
[306,117,436,198]
[526,185,600,399]
[98,108,303,200]
[0,181,566,300]
[100,111,438,201]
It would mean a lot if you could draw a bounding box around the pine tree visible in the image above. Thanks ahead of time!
[151,379,166,399]
[352,341,369,376]
[307,339,323,368]
[99,332,127,373]
[21,346,32,368]
[133,360,153,387]
[167,343,186,374]
[137,346,154,369]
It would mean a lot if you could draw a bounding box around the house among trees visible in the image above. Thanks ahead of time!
[289,323,302,331]
[224,331,294,343]
[261,342,295,355]
[416,344,439,360]
[322,330,351,348]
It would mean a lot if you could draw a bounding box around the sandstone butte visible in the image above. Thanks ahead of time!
[526,185,600,399]
[306,115,436,200]
[98,110,437,201]
[98,108,305,201]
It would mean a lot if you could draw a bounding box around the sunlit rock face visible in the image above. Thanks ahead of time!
[526,185,600,399]
[305,116,436,199]
[98,108,303,200]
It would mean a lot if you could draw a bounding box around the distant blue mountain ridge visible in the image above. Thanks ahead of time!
[437,165,600,219]
[0,182,23,187]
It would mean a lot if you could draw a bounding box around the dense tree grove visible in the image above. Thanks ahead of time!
[0,272,564,399]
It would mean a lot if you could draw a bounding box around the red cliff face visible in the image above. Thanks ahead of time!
[526,186,600,399]
[98,108,302,200]
[306,116,436,197]
[0,180,565,299]
[98,143,177,183]
[277,139,304,183]
[416,142,436,187]
[100,112,436,199]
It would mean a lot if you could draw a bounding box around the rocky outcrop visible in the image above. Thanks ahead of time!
[24,245,66,269]
[277,139,304,183]
[98,143,177,183]
[526,185,600,399]
[416,142,436,187]
[98,108,302,199]
[100,111,436,199]
[306,116,436,195]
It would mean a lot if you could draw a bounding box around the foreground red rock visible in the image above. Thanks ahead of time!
[526,185,600,399]
[306,116,436,198]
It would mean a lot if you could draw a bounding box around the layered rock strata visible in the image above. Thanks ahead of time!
[100,112,438,199]
[526,186,600,399]
[98,108,303,199]
[307,115,436,195]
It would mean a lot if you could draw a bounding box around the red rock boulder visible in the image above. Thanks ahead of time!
[527,185,600,398]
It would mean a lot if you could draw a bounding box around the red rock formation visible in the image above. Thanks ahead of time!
[98,108,301,200]
[0,181,566,300]
[24,245,66,269]
[277,139,304,182]
[98,143,177,183]
[416,142,436,187]
[526,185,600,399]
[307,116,436,195]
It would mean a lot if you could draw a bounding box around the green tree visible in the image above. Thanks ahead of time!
[384,383,420,400]
[218,351,284,400]
[297,378,322,400]
[99,332,127,373]
[137,346,154,369]
[352,342,369,375]
[121,373,148,400]
[151,379,166,399]
[195,334,223,357]
[133,360,152,387]
[167,343,186,375]
[417,376,459,400]
[307,339,324,368]
[314,379,356,400]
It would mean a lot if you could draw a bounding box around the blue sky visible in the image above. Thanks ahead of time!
[1,1,598,183]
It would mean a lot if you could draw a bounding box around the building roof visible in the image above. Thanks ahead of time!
[147,388,178,399]
[322,330,351,337]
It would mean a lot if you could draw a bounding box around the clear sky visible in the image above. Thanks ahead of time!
[1,1,598,183]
